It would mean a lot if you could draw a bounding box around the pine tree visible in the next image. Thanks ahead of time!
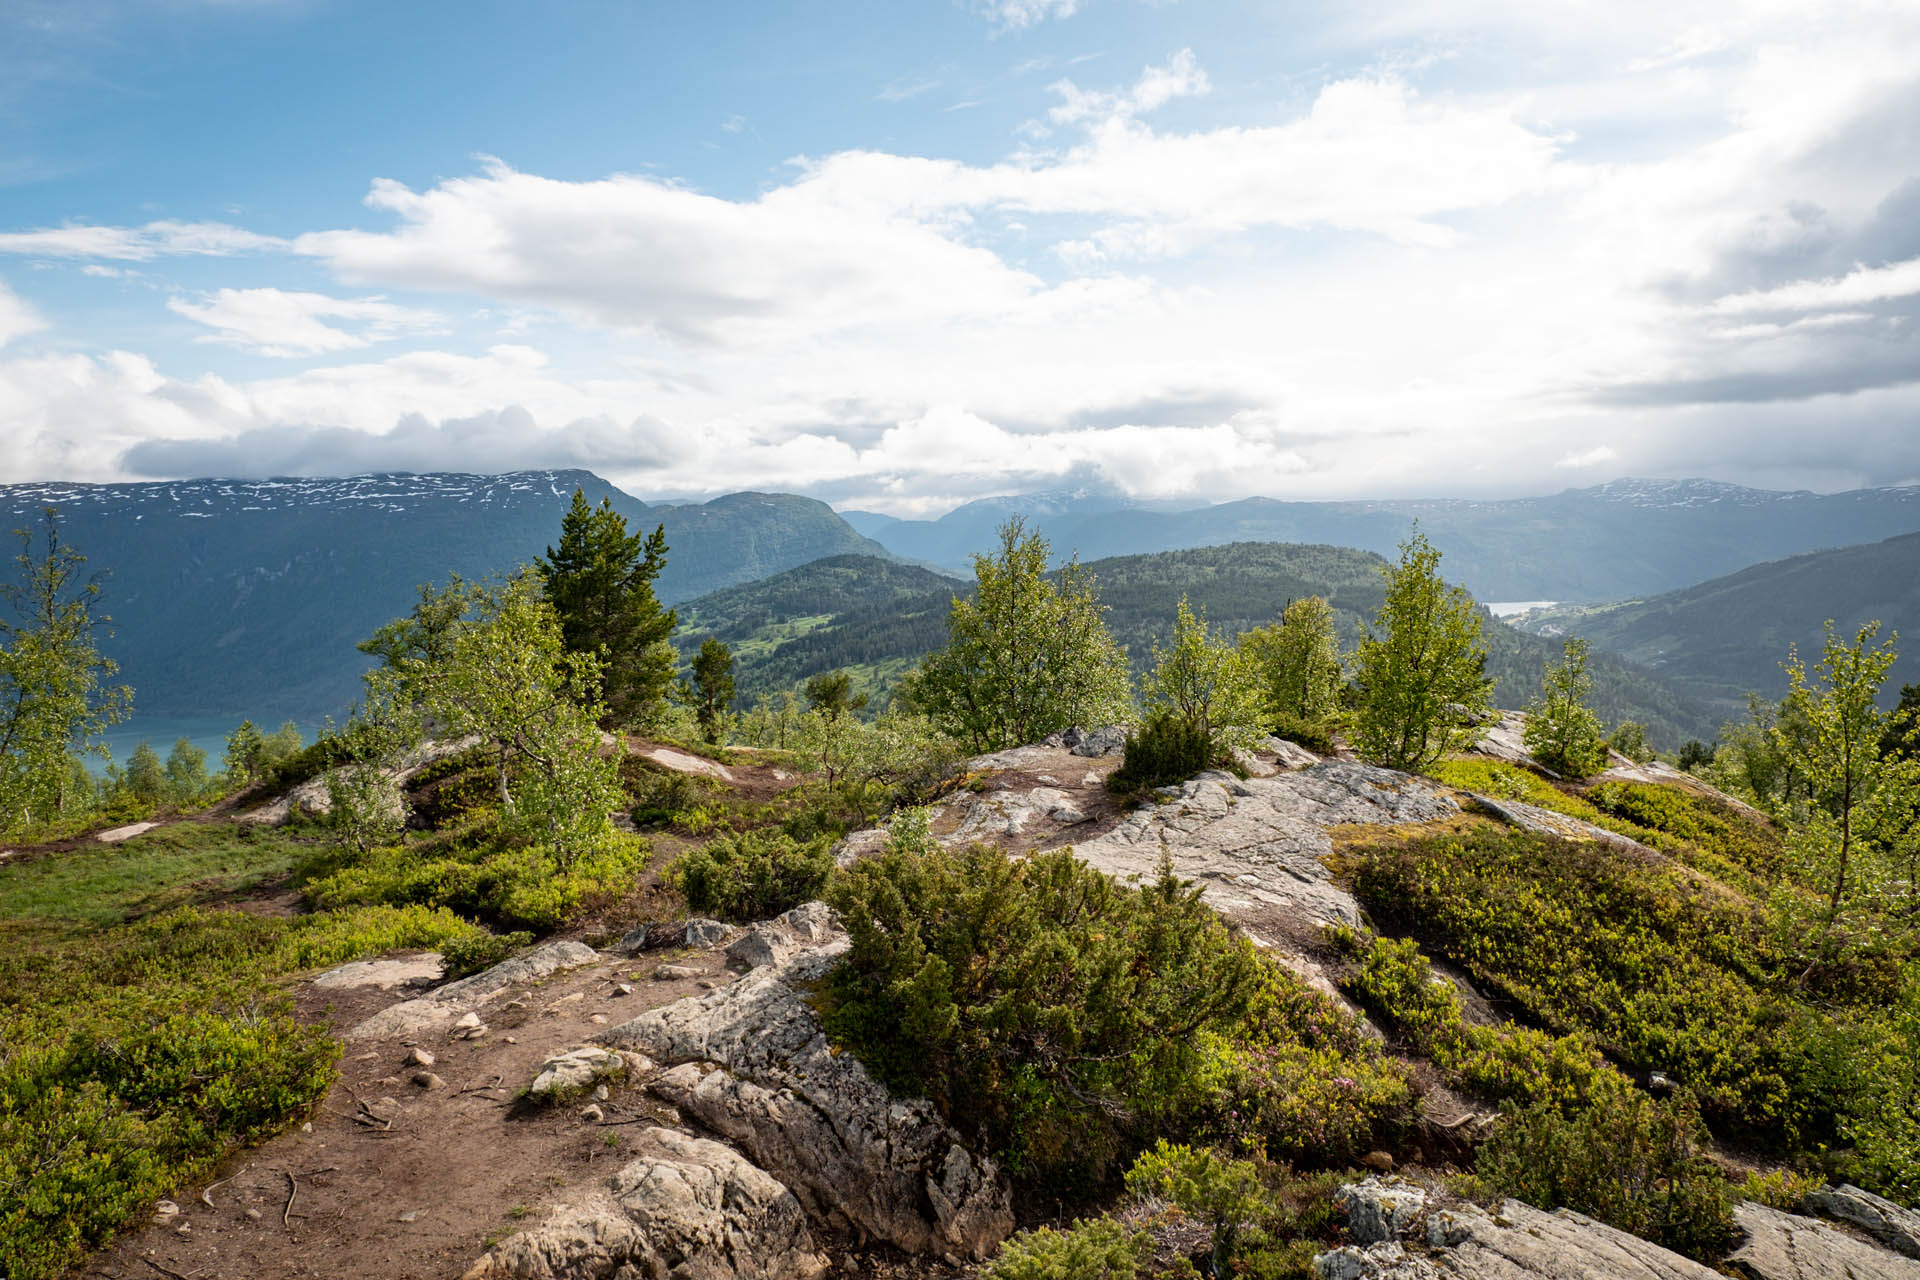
[678,637,736,744]
[1523,636,1609,778]
[1353,529,1493,772]
[538,488,677,728]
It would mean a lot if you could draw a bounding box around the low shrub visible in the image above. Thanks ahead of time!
[1337,932,1621,1111]
[1108,713,1211,796]
[1474,1088,1737,1262]
[301,824,650,931]
[825,842,1261,1195]
[985,1218,1150,1280]
[1348,827,1847,1143]
[1124,1144,1352,1280]
[1737,1168,1823,1211]
[668,828,835,923]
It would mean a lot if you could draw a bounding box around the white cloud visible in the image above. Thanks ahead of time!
[1047,47,1210,124]
[0,219,286,261]
[977,0,1078,33]
[1556,445,1618,469]
[167,287,446,357]
[1708,256,1920,315]
[0,279,42,349]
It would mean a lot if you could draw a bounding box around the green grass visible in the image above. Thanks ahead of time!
[0,821,313,935]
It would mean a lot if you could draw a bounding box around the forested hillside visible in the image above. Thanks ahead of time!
[1516,530,1920,725]
[0,472,889,722]
[679,543,1719,746]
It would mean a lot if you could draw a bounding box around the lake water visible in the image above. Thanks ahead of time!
[1486,600,1558,619]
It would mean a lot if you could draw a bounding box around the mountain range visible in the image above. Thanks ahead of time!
[845,478,1920,603]
[1513,531,1920,727]
[673,544,1722,748]
[0,471,887,723]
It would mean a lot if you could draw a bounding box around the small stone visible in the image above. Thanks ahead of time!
[376,1096,399,1111]
[405,1047,435,1067]
[397,1209,422,1223]
[504,1035,518,1044]
[153,1200,180,1224]
[411,1071,445,1089]
[589,1013,608,1025]
[300,1121,312,1133]
[652,963,700,981]
[610,982,633,998]
[245,1208,262,1221]
[697,979,717,990]
[174,1221,192,1236]
[1362,1150,1395,1173]
[452,1011,483,1032]
[580,1104,605,1123]
[459,1024,489,1040]
[592,1084,610,1102]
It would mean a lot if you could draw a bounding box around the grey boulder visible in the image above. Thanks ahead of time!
[460,1127,827,1280]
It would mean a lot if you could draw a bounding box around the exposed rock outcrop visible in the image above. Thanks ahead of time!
[1806,1185,1920,1259]
[1071,761,1459,937]
[1316,1178,1723,1279]
[598,919,1015,1261]
[1317,1179,1920,1280]
[1466,793,1656,856]
[1731,1200,1920,1279]
[460,1127,828,1280]
[525,1047,648,1102]
[350,940,599,1040]
[240,734,482,825]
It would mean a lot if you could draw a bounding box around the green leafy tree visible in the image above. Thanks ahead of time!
[1776,621,1918,943]
[1352,529,1492,772]
[163,736,210,804]
[1240,595,1344,729]
[537,488,677,728]
[224,719,267,787]
[0,508,131,833]
[1140,595,1268,753]
[738,690,804,750]
[373,570,623,868]
[1608,721,1653,764]
[122,740,165,805]
[1523,637,1609,778]
[902,518,1132,752]
[804,669,868,719]
[677,637,736,744]
[321,677,418,852]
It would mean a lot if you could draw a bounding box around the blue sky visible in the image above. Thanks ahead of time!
[3,0,1918,512]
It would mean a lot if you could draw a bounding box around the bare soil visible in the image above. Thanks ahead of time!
[90,947,734,1280]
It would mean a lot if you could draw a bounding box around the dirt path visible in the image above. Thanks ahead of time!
[93,946,732,1280]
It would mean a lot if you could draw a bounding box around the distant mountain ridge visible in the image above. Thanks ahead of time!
[674,544,1721,747]
[1514,530,1920,726]
[844,478,1920,602]
[0,470,891,724]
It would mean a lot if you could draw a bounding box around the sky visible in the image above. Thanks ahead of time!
[1,0,1917,515]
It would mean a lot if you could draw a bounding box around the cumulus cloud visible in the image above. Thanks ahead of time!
[167,287,446,357]
[0,279,42,349]
[1707,256,1920,315]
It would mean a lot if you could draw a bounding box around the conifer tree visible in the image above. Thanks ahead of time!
[538,488,677,728]
[1353,529,1492,771]
[679,637,736,744]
